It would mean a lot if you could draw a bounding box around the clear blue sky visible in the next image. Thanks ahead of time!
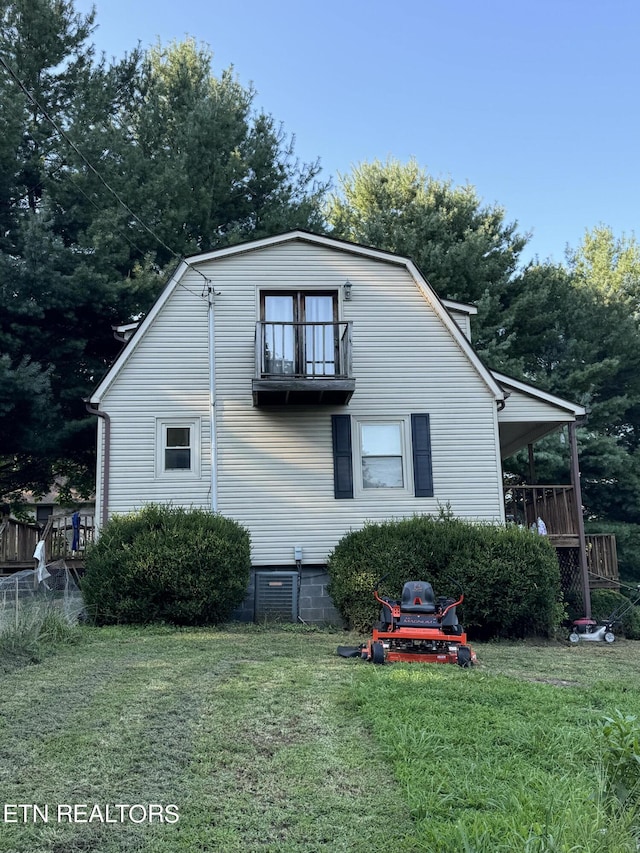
[75,0,640,266]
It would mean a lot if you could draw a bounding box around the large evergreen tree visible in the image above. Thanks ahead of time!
[0,1,327,501]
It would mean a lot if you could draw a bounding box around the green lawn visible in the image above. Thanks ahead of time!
[0,627,639,852]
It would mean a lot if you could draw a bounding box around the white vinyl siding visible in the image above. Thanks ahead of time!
[498,385,576,423]
[97,238,505,564]
[100,284,211,515]
[212,242,503,564]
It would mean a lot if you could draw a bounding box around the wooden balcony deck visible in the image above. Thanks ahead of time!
[505,485,578,537]
[253,321,355,405]
[504,485,619,588]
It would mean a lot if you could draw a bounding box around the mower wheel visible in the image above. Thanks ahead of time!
[568,632,580,644]
[457,645,472,667]
[604,631,615,644]
[371,641,385,665]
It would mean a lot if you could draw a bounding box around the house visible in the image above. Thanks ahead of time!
[88,231,606,622]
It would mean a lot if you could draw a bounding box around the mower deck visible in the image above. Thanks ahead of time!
[365,626,476,665]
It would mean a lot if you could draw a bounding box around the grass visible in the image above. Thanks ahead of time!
[0,628,638,852]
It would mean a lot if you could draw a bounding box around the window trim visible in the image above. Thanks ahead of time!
[155,417,201,479]
[353,415,413,498]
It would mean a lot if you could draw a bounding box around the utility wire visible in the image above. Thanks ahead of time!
[57,174,210,301]
[0,53,212,294]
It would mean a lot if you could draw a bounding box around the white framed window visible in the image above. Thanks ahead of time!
[156,418,200,478]
[354,416,412,496]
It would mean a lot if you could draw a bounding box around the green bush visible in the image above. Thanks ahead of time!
[327,516,563,639]
[591,589,640,639]
[82,505,251,626]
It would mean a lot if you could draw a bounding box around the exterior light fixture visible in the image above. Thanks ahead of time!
[344,280,353,301]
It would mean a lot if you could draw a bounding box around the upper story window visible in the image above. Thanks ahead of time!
[261,291,339,377]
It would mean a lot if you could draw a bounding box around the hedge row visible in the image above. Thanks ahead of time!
[82,505,251,626]
[327,515,564,639]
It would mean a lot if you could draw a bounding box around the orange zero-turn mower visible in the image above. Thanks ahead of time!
[350,579,476,666]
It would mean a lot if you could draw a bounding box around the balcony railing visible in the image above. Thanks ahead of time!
[504,485,579,536]
[253,321,355,405]
[504,485,619,588]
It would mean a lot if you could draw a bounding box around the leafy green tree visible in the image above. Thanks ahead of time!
[498,250,640,525]
[569,225,640,315]
[66,38,327,271]
[327,157,527,304]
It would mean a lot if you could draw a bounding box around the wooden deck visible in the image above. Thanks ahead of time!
[505,485,579,535]
[586,534,619,588]
[504,485,619,588]
[0,513,94,575]
[0,518,40,569]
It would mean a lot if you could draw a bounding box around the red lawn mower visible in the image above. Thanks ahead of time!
[339,578,476,666]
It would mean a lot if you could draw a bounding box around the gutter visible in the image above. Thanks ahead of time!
[85,402,110,528]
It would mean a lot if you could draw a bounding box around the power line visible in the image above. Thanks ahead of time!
[54,174,206,302]
[0,53,212,294]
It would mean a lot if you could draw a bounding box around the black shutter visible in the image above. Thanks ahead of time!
[411,414,434,497]
[332,415,353,499]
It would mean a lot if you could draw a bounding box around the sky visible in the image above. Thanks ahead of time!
[73,0,640,267]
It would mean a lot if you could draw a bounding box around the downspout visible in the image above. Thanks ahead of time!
[207,281,218,513]
[85,402,110,529]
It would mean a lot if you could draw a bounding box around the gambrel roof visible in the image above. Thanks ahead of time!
[90,230,506,405]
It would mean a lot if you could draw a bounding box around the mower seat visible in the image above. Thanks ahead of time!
[400,581,437,614]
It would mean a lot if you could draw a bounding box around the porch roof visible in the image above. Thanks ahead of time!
[494,372,586,459]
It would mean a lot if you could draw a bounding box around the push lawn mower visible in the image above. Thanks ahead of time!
[338,578,476,666]
[569,585,640,644]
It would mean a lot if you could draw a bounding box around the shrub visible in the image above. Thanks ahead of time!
[82,505,251,626]
[591,589,640,639]
[327,515,563,638]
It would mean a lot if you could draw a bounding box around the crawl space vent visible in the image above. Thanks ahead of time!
[254,571,298,622]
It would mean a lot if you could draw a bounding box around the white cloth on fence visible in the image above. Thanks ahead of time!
[33,540,51,582]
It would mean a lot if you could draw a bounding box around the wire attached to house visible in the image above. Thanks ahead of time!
[0,53,212,298]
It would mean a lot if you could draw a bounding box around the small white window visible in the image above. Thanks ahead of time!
[355,417,411,495]
[156,419,200,477]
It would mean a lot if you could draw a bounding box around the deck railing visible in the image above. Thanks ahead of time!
[586,534,619,588]
[255,321,353,379]
[0,514,95,571]
[504,485,619,588]
[504,485,578,535]
[0,518,40,565]
[43,513,95,561]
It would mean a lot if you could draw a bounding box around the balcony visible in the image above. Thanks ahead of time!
[253,321,355,406]
[504,485,619,588]
[505,485,580,544]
